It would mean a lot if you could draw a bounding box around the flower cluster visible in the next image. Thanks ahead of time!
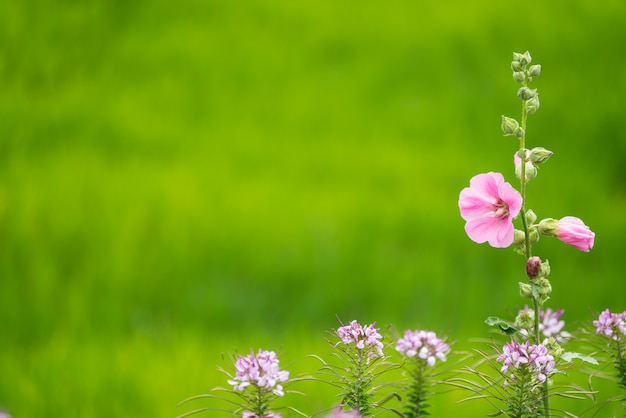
[497,340,555,385]
[516,306,571,344]
[336,320,384,358]
[228,349,290,397]
[396,329,449,366]
[242,412,281,418]
[324,407,362,417]
[593,309,626,341]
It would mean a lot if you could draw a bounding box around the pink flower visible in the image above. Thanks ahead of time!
[324,407,363,417]
[396,329,449,366]
[336,320,384,358]
[228,349,289,396]
[497,340,555,385]
[459,172,523,248]
[538,216,595,252]
[593,309,626,340]
[555,216,595,252]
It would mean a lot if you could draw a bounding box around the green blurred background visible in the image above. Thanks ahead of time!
[1,0,625,416]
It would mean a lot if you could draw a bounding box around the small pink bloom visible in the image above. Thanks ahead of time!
[459,172,523,248]
[555,216,595,252]
[324,407,363,417]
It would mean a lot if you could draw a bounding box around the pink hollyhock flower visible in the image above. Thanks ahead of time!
[458,172,523,248]
[538,216,595,252]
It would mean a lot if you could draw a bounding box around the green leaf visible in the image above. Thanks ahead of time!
[561,352,599,365]
[484,317,518,335]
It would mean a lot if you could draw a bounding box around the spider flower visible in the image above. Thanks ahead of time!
[324,407,363,417]
[517,307,571,344]
[242,412,281,418]
[459,172,523,248]
[336,320,384,358]
[593,309,626,341]
[396,329,449,366]
[228,349,289,397]
[497,340,555,385]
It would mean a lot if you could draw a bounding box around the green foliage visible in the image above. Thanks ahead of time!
[2,0,626,416]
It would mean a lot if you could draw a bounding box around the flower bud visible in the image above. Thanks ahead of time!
[513,229,526,245]
[515,160,537,182]
[526,95,540,115]
[501,116,520,136]
[528,228,540,244]
[511,60,523,72]
[526,256,542,279]
[512,52,525,62]
[526,209,537,225]
[517,87,538,101]
[513,71,526,83]
[537,218,559,237]
[514,126,525,140]
[515,309,535,330]
[519,51,532,66]
[536,277,552,297]
[519,282,533,299]
[528,64,542,77]
[542,337,564,357]
[540,259,551,277]
[529,147,553,164]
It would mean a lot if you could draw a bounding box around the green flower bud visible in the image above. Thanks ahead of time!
[543,337,564,357]
[528,64,542,77]
[526,209,537,225]
[536,277,552,297]
[528,228,540,244]
[517,87,538,101]
[501,115,520,136]
[513,71,526,83]
[513,229,526,245]
[540,259,551,277]
[519,51,532,66]
[515,309,535,330]
[512,52,525,62]
[526,95,540,115]
[529,147,553,164]
[537,218,559,237]
[511,61,523,72]
[514,126,525,140]
[515,160,537,182]
[519,282,533,299]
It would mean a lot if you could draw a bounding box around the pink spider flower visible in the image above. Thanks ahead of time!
[396,330,449,366]
[497,340,555,385]
[459,172,523,248]
[337,320,384,358]
[593,309,626,341]
[228,349,289,397]
[324,407,363,417]
[518,306,571,343]
[242,412,281,418]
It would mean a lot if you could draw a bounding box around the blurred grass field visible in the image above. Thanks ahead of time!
[1,0,626,416]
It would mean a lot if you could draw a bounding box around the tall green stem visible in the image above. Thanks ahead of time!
[519,79,550,417]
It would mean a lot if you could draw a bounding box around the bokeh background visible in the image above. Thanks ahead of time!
[2,0,625,416]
